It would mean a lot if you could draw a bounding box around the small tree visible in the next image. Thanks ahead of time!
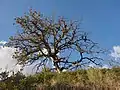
[8,9,103,73]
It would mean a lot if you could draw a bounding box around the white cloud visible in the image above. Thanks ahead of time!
[0,45,38,75]
[88,63,96,68]
[0,40,7,45]
[88,63,110,69]
[0,41,60,75]
[0,41,32,75]
[0,46,21,72]
[110,46,120,60]
[101,64,110,69]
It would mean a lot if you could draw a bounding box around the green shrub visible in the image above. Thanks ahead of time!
[0,67,120,89]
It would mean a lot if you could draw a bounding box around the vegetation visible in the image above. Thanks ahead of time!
[8,9,104,73]
[1,10,119,89]
[0,67,120,89]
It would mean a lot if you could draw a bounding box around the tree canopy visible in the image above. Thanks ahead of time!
[8,9,103,73]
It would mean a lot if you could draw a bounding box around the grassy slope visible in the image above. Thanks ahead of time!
[0,67,120,89]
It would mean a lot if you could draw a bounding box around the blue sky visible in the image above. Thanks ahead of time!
[0,0,120,72]
[0,0,120,49]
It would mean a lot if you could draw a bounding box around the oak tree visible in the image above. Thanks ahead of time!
[8,10,103,73]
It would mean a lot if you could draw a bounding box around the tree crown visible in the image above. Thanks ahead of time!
[8,10,103,73]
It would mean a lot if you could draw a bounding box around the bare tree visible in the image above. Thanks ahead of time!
[8,10,103,73]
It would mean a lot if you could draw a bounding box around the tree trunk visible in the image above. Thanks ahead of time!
[54,62,61,73]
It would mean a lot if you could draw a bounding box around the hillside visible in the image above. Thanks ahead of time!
[0,67,120,90]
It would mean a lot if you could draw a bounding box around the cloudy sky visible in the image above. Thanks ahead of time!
[0,0,120,74]
[0,41,36,75]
